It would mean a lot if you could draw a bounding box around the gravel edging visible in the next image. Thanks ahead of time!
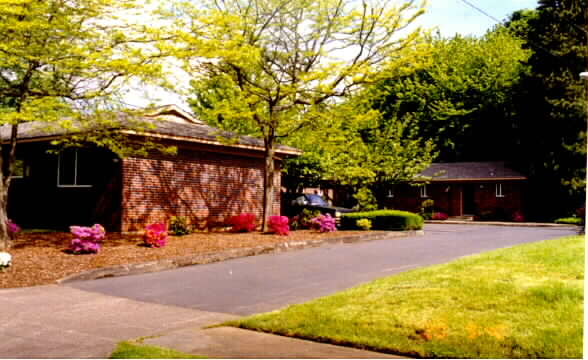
[57,230,424,284]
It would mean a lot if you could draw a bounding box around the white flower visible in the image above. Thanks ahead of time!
[0,252,11,267]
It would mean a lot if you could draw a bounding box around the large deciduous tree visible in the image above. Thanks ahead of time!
[0,0,167,250]
[368,29,530,162]
[507,0,587,220]
[282,96,436,209]
[173,0,428,230]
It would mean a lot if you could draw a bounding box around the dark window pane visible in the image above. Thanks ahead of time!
[58,149,76,185]
[76,149,93,186]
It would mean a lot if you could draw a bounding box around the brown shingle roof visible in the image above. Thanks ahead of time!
[418,162,526,181]
[0,106,301,156]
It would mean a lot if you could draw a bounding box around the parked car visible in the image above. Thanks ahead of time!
[286,193,356,218]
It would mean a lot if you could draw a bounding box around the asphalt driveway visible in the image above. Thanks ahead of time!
[67,224,578,315]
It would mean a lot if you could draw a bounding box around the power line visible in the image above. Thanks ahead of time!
[456,0,561,62]
[458,0,501,24]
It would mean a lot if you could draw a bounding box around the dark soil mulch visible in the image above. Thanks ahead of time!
[0,230,382,289]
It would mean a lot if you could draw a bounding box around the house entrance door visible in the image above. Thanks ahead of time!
[463,184,475,215]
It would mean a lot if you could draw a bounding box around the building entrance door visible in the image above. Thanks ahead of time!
[463,184,475,215]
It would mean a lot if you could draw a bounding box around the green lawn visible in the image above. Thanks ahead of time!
[110,341,204,359]
[228,235,584,358]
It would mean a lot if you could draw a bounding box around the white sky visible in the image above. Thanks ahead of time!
[123,0,540,110]
[417,0,539,37]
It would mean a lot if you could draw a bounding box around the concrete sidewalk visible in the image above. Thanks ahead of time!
[144,325,401,359]
[0,285,398,358]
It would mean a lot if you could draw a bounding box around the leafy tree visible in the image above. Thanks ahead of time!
[506,0,587,219]
[174,0,429,230]
[282,96,436,208]
[0,0,167,249]
[368,29,530,162]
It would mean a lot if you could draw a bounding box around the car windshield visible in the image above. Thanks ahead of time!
[306,194,328,206]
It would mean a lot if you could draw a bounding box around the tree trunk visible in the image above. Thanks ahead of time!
[0,181,9,251]
[262,136,276,232]
[0,123,18,251]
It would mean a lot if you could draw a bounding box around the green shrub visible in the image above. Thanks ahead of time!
[353,187,377,211]
[341,210,423,231]
[554,217,583,225]
[290,209,321,230]
[356,218,372,231]
[169,216,192,236]
[420,198,434,220]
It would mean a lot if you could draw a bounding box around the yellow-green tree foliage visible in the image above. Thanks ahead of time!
[170,0,429,229]
[0,0,168,249]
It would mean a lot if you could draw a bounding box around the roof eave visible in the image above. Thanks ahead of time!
[419,177,527,182]
[4,129,303,156]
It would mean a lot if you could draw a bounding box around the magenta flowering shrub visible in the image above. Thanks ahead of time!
[6,219,20,238]
[228,213,257,232]
[512,211,524,222]
[144,223,168,247]
[70,224,105,254]
[311,213,337,232]
[432,212,449,220]
[268,216,289,235]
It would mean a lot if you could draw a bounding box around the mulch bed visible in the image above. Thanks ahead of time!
[0,230,378,289]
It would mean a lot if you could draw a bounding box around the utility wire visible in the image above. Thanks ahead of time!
[458,0,501,24]
[456,0,562,62]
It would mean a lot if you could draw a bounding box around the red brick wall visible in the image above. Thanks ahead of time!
[389,181,525,218]
[121,148,281,231]
[474,182,524,218]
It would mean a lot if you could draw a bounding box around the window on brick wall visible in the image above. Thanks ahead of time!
[496,183,504,198]
[57,148,92,188]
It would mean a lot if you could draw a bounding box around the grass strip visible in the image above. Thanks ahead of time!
[110,341,205,359]
[228,235,584,358]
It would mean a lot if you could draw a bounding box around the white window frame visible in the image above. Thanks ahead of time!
[420,184,428,198]
[496,183,505,198]
[57,149,92,188]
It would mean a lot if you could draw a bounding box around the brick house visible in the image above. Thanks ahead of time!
[3,105,300,232]
[384,162,527,220]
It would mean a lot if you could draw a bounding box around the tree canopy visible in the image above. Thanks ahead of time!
[0,0,169,249]
[368,29,531,162]
[506,0,586,219]
[174,0,430,228]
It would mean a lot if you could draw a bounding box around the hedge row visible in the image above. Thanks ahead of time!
[341,210,424,231]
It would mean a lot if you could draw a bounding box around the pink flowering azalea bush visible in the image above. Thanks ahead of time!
[6,219,20,238]
[229,213,257,232]
[268,215,289,235]
[311,213,337,232]
[432,212,449,220]
[70,224,105,254]
[144,223,168,247]
[512,211,524,222]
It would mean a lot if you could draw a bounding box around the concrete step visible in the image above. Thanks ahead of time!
[448,215,474,221]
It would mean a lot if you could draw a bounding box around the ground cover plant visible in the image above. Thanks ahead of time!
[555,217,583,225]
[228,235,584,358]
[110,341,204,359]
[169,216,192,236]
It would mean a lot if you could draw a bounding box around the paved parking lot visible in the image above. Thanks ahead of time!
[1,224,578,358]
[68,224,579,315]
